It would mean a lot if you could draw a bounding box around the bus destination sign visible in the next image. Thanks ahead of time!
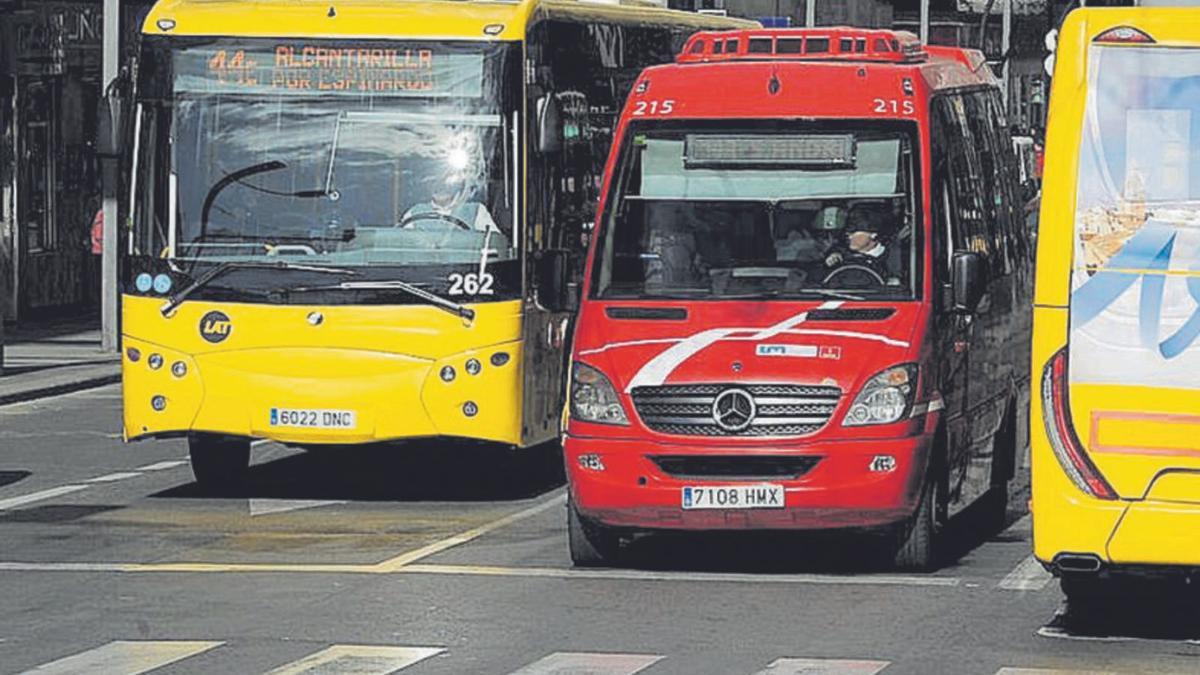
[176,43,484,98]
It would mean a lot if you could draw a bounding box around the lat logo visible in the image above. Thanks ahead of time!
[199,311,233,344]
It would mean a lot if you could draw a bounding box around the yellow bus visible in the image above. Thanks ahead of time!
[118,0,753,487]
[1033,5,1200,602]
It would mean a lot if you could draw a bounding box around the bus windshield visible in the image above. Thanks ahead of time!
[1070,45,1200,389]
[593,121,919,301]
[132,38,521,299]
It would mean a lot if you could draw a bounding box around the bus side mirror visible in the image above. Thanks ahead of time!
[537,95,563,154]
[96,91,126,198]
[535,248,574,313]
[952,251,986,314]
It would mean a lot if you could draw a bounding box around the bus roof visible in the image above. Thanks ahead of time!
[142,0,756,42]
[626,27,996,121]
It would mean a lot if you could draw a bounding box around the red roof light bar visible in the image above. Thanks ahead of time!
[678,27,928,64]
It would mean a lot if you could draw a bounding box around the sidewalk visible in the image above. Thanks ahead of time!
[0,318,121,405]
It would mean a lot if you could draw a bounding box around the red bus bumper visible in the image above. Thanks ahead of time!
[565,433,933,531]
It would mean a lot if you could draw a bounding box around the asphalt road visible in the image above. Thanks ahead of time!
[1,385,1198,675]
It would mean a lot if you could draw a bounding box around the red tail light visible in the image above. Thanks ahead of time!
[1094,27,1155,44]
[1041,348,1119,500]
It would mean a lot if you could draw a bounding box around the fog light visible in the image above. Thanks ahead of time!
[465,358,482,376]
[440,366,456,382]
[126,348,141,363]
[171,361,187,378]
[869,455,897,473]
[490,352,510,367]
[463,401,478,417]
[148,353,164,370]
[578,454,605,472]
[151,395,167,412]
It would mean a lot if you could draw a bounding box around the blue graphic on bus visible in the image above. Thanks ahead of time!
[1072,220,1200,360]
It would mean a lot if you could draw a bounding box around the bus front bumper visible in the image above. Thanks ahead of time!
[564,433,932,531]
[122,337,523,446]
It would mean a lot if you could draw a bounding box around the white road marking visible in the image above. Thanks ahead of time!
[997,555,1053,591]
[508,652,664,675]
[1035,626,1136,643]
[249,499,346,517]
[264,645,444,675]
[374,493,566,570]
[755,658,891,674]
[994,669,1117,675]
[993,662,1113,667]
[400,563,961,587]
[20,640,223,675]
[135,460,189,471]
[0,485,89,511]
[87,472,142,484]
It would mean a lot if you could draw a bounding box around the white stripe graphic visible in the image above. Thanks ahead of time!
[755,658,890,674]
[624,302,843,392]
[135,460,188,471]
[22,640,223,675]
[578,337,683,357]
[0,485,89,511]
[265,645,443,675]
[582,315,911,361]
[508,652,664,675]
[997,555,1053,591]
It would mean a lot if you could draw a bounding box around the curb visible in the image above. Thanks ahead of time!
[0,367,121,407]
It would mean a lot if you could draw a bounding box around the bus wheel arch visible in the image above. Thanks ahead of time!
[188,433,251,492]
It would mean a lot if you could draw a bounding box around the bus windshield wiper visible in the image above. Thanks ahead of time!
[161,260,357,316]
[290,280,476,322]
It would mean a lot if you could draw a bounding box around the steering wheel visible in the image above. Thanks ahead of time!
[822,263,886,288]
[398,210,473,231]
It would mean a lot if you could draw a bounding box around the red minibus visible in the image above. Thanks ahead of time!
[564,28,1033,570]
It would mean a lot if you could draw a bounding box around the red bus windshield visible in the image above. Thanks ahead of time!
[592,120,920,302]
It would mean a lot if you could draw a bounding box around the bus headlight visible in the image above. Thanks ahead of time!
[843,364,918,427]
[570,362,629,426]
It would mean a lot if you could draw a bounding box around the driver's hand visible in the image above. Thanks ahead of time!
[825,252,843,267]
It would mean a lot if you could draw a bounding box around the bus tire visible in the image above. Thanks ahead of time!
[568,500,620,567]
[893,478,940,572]
[188,434,251,490]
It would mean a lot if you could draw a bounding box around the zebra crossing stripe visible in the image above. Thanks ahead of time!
[507,652,665,675]
[755,658,891,674]
[993,662,1113,667]
[994,669,1118,674]
[997,555,1054,591]
[264,645,444,675]
[20,640,223,675]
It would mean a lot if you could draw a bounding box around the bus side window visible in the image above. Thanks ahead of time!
[930,96,954,288]
[939,95,991,270]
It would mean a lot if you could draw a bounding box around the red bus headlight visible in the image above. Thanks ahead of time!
[570,362,630,426]
[843,364,919,427]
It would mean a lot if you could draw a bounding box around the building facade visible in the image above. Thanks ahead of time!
[0,0,148,325]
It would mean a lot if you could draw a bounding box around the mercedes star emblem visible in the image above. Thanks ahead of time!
[712,388,756,432]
